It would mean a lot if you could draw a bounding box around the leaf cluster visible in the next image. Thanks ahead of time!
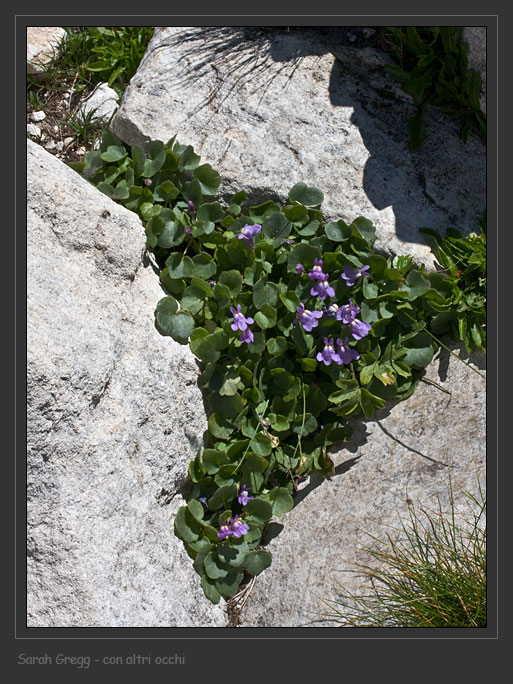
[384,27,486,149]
[420,220,486,354]
[73,131,485,603]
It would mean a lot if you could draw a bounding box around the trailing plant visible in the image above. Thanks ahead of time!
[70,130,485,604]
[320,481,486,627]
[420,219,486,354]
[384,27,486,150]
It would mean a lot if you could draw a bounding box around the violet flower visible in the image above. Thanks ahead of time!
[336,298,361,324]
[337,337,361,364]
[308,258,327,280]
[185,225,192,235]
[325,303,340,318]
[316,337,343,366]
[217,521,232,540]
[240,328,254,344]
[237,485,254,506]
[199,496,208,505]
[294,303,323,332]
[348,318,371,340]
[341,264,370,287]
[230,304,254,332]
[229,515,249,538]
[296,263,305,275]
[310,276,335,301]
[237,223,261,246]
[187,200,196,215]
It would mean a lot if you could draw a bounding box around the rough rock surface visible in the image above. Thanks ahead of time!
[241,344,486,627]
[27,140,226,627]
[80,82,119,123]
[111,26,486,269]
[462,26,487,114]
[27,27,66,76]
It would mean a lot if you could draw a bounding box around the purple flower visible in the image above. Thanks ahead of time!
[294,303,323,332]
[295,263,305,275]
[237,485,254,506]
[144,178,152,186]
[308,258,327,281]
[337,336,361,364]
[325,303,340,318]
[199,496,208,505]
[230,304,254,332]
[187,200,196,215]
[336,298,361,324]
[316,337,343,366]
[310,276,335,301]
[237,223,261,246]
[284,238,295,245]
[185,225,192,235]
[348,318,371,340]
[240,328,254,344]
[218,521,232,540]
[341,264,370,287]
[208,280,216,288]
[229,515,249,538]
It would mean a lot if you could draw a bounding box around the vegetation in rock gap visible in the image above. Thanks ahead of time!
[27,27,154,160]
[383,27,486,149]
[69,131,486,604]
[320,480,486,627]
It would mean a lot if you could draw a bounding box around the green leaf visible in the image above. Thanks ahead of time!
[288,182,324,207]
[253,278,279,309]
[192,253,217,280]
[204,551,230,579]
[187,498,205,521]
[325,219,351,242]
[268,487,294,516]
[100,144,127,163]
[143,140,166,177]
[207,484,238,511]
[174,506,200,543]
[402,269,431,300]
[279,291,300,313]
[262,212,292,246]
[255,303,277,329]
[266,336,288,355]
[252,432,273,457]
[201,575,221,604]
[166,252,195,279]
[215,568,244,598]
[217,540,249,567]
[351,217,376,246]
[194,164,221,195]
[201,449,229,475]
[154,296,179,330]
[245,498,273,524]
[243,550,272,576]
[402,332,435,368]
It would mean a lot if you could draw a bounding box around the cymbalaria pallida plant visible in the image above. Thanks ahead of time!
[70,130,486,604]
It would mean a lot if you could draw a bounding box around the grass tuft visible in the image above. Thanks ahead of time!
[322,477,486,627]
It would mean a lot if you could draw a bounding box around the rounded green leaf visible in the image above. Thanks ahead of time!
[204,551,230,579]
[254,303,277,329]
[243,550,272,576]
[201,574,221,604]
[214,568,244,598]
[262,212,292,246]
[217,540,249,567]
[245,498,273,524]
[155,296,179,331]
[207,484,238,510]
[288,182,324,207]
[325,220,351,242]
[194,164,221,195]
[269,487,294,516]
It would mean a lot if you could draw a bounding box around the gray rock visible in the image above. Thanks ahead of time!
[27,27,66,77]
[31,110,46,122]
[27,123,42,138]
[80,82,119,123]
[241,345,486,627]
[111,26,485,269]
[462,27,486,114]
[27,140,226,627]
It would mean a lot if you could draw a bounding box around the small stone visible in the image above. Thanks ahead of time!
[63,137,75,147]
[362,28,375,38]
[55,140,64,152]
[76,146,86,156]
[31,110,46,122]
[53,125,59,133]
[45,140,57,150]
[27,123,42,138]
